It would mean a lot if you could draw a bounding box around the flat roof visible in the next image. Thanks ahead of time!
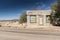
[27,10,51,15]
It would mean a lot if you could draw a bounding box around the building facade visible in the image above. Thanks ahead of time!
[27,10,52,28]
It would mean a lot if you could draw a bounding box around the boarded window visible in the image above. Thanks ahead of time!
[30,15,36,23]
[46,15,50,23]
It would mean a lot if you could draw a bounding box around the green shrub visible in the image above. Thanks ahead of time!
[19,12,27,24]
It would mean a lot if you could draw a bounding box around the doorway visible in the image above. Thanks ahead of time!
[39,15,43,25]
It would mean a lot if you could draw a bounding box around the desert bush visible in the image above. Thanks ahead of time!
[19,12,27,24]
[0,25,2,27]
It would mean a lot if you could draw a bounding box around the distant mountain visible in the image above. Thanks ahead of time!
[0,19,19,22]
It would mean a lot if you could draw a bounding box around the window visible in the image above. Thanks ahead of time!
[46,15,50,23]
[30,15,36,23]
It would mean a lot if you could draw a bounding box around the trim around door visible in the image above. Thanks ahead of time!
[39,15,44,25]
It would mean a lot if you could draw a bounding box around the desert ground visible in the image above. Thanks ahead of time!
[0,21,60,40]
[0,28,60,40]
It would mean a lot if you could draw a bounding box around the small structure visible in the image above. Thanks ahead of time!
[27,10,52,28]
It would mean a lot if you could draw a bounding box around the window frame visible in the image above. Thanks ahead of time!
[46,15,50,23]
[30,15,37,23]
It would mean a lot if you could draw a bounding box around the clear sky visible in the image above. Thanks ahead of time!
[0,0,57,20]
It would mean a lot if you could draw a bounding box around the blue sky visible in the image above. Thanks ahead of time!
[0,0,57,20]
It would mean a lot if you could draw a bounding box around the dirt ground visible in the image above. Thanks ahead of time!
[30,26,60,31]
[0,26,60,31]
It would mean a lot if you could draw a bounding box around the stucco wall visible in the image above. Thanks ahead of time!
[26,10,52,28]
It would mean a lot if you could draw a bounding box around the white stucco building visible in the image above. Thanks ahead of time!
[27,10,52,28]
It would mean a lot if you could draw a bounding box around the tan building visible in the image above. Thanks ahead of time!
[27,10,52,28]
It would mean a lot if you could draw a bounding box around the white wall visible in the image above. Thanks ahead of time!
[26,10,52,28]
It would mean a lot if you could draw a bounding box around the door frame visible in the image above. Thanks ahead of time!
[39,15,44,25]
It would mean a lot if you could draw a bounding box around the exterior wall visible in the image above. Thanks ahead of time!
[26,10,52,28]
